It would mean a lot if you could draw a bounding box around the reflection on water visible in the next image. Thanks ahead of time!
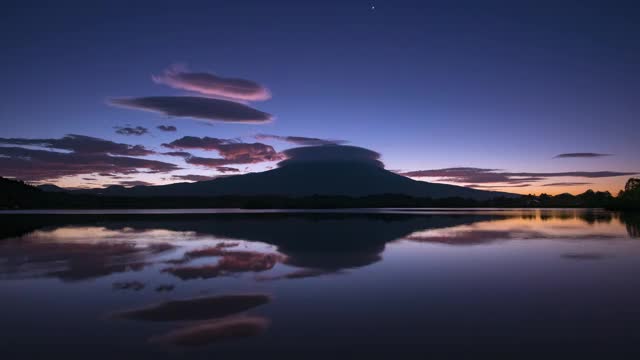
[112,294,271,322]
[0,209,639,358]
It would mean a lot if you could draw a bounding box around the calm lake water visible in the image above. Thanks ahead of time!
[1,209,639,358]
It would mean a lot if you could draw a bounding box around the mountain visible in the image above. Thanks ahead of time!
[37,184,67,193]
[64,162,515,200]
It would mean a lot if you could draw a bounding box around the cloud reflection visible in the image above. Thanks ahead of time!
[112,294,270,322]
[149,316,270,347]
[406,213,627,246]
[163,250,283,280]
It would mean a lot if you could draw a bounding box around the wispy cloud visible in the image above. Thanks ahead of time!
[215,166,240,173]
[170,174,218,182]
[0,134,154,156]
[255,134,347,146]
[401,167,636,185]
[109,96,273,123]
[114,126,149,136]
[157,125,177,132]
[115,180,154,187]
[466,183,533,189]
[554,153,612,158]
[153,65,271,101]
[542,182,593,187]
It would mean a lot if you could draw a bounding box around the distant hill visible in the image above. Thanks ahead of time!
[37,184,67,192]
[56,162,515,200]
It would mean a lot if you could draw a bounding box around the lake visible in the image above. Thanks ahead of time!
[1,209,639,358]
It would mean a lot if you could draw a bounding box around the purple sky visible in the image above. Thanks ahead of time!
[1,0,638,194]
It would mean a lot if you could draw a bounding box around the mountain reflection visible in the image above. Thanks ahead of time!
[0,213,504,279]
[0,210,638,282]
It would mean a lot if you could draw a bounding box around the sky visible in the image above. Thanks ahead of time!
[1,0,638,195]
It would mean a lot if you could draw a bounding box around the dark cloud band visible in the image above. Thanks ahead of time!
[554,153,612,158]
[255,134,347,146]
[115,126,149,136]
[542,182,593,187]
[401,167,636,185]
[0,134,154,156]
[110,96,273,123]
[157,125,177,132]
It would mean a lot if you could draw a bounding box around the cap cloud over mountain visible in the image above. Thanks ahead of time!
[277,145,384,168]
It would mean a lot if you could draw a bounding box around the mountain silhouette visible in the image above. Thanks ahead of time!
[63,161,513,200]
[31,146,517,200]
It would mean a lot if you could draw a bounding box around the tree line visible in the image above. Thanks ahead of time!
[1,176,639,210]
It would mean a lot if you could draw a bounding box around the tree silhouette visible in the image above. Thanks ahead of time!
[625,178,640,193]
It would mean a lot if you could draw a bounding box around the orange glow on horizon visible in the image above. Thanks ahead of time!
[411,176,629,196]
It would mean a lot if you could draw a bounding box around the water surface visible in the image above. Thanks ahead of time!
[1,209,639,358]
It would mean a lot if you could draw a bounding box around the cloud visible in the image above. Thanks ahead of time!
[255,134,347,146]
[256,268,341,281]
[400,167,637,185]
[0,134,176,182]
[554,153,612,158]
[561,253,607,260]
[0,146,180,181]
[163,136,231,150]
[109,96,273,123]
[163,151,193,158]
[152,65,271,101]
[114,126,148,136]
[215,166,240,173]
[542,182,593,187]
[149,316,270,347]
[183,156,232,167]
[97,173,133,179]
[112,281,145,291]
[171,174,217,182]
[163,250,283,280]
[155,284,175,292]
[157,125,177,132]
[112,294,270,322]
[0,234,173,281]
[400,168,533,184]
[466,183,533,189]
[116,180,154,187]
[407,229,513,246]
[163,136,282,166]
[0,134,154,156]
[278,145,384,168]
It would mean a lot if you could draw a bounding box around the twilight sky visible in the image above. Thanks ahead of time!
[1,0,638,194]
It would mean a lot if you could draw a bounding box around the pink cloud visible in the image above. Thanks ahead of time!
[152,65,271,102]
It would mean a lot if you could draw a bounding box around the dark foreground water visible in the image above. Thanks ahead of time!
[1,209,639,359]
